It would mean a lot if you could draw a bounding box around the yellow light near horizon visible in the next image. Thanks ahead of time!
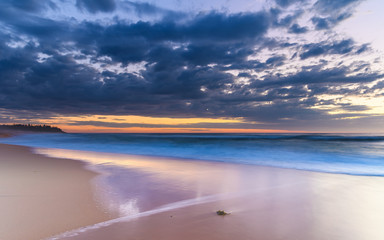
[48,115,248,125]
[311,94,384,117]
[3,113,309,133]
[24,114,293,133]
[56,125,302,133]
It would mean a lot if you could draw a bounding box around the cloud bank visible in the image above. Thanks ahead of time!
[0,0,383,131]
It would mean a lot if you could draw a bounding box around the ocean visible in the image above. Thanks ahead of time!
[1,133,384,176]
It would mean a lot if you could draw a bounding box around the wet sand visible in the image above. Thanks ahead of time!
[0,144,113,240]
[35,148,384,240]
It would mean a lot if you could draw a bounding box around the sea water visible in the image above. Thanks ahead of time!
[1,133,384,176]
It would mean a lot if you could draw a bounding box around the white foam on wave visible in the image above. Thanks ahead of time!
[2,133,384,176]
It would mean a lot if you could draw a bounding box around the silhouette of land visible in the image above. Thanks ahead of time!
[0,124,65,133]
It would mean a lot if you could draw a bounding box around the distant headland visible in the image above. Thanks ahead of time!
[0,124,65,133]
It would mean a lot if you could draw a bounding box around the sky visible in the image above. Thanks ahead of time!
[0,0,383,133]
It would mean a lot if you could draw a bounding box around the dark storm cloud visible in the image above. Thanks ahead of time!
[273,0,361,31]
[311,17,329,30]
[0,4,69,48]
[0,0,382,130]
[66,11,271,65]
[122,1,161,16]
[187,12,270,41]
[251,67,383,89]
[288,24,308,34]
[120,1,183,19]
[311,13,352,30]
[337,103,370,112]
[275,0,306,7]
[265,55,286,66]
[311,0,363,30]
[1,0,57,13]
[76,0,116,13]
[313,0,361,14]
[14,17,68,40]
[271,8,305,28]
[299,39,366,59]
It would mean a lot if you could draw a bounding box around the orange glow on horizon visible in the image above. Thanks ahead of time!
[4,114,309,134]
[57,124,307,134]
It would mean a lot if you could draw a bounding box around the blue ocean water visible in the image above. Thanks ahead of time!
[1,133,384,176]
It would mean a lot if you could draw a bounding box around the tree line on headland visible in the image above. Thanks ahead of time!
[0,124,65,133]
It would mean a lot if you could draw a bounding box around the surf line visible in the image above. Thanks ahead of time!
[46,181,303,240]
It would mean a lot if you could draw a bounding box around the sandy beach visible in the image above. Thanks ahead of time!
[2,143,384,240]
[0,144,113,240]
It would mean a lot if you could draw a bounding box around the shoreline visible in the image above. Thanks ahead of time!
[2,142,384,239]
[30,144,384,178]
[33,146,384,240]
[2,132,384,177]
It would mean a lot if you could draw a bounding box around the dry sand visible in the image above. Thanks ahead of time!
[0,144,113,240]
